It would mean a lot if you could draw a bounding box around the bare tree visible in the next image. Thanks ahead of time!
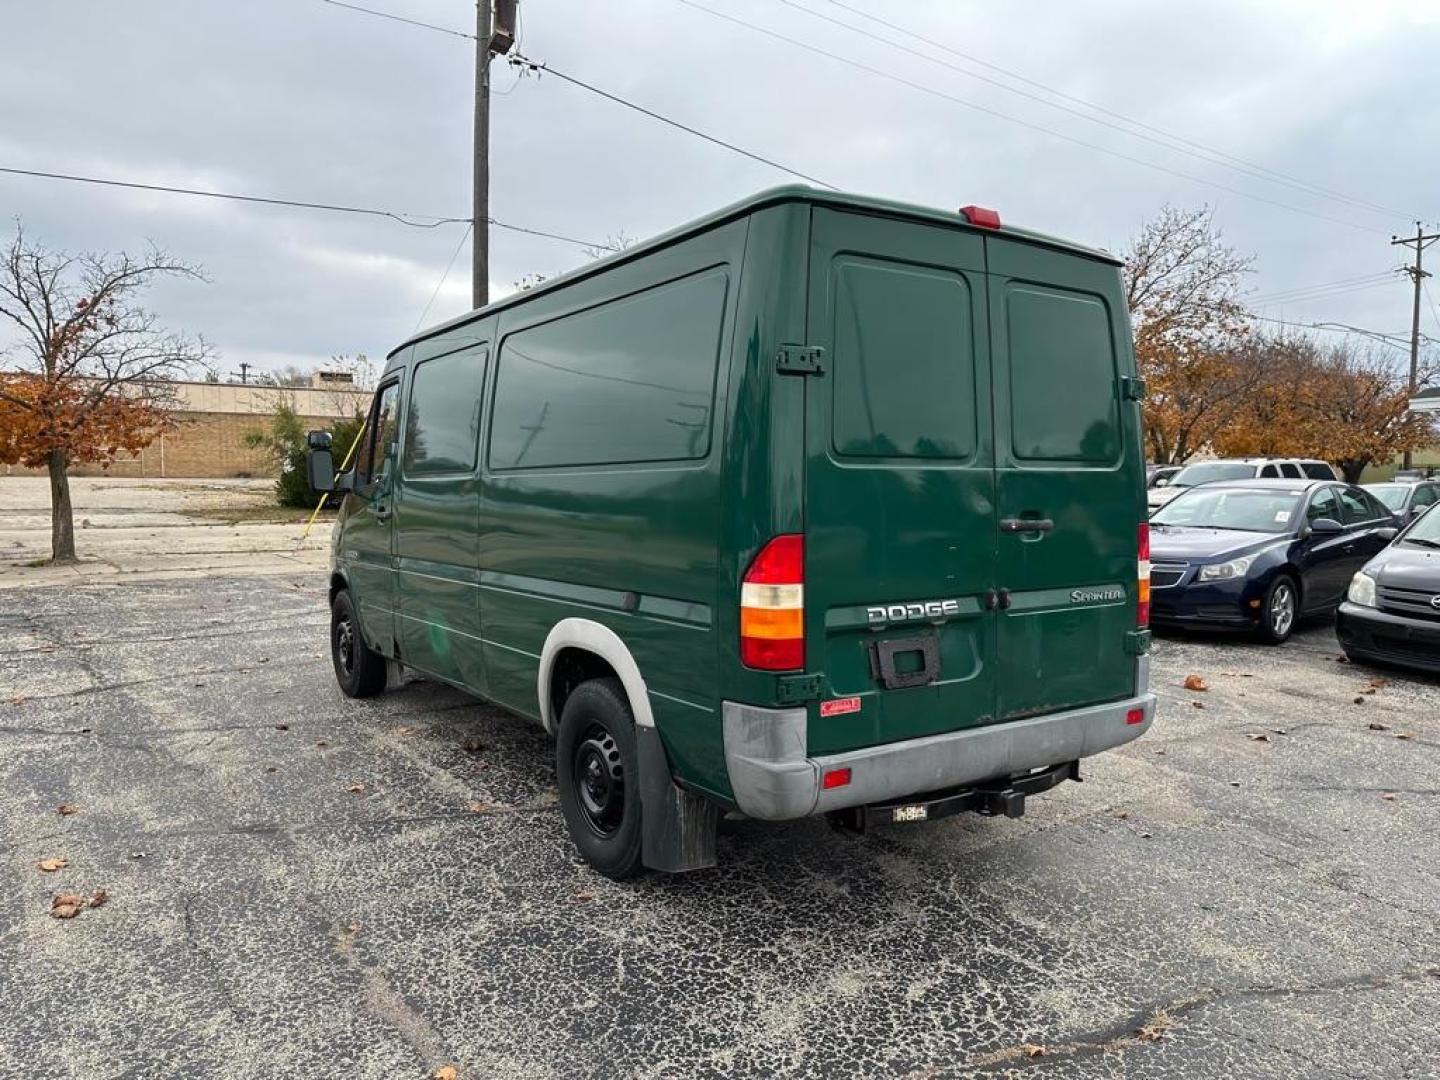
[1123,206,1257,463]
[0,225,212,561]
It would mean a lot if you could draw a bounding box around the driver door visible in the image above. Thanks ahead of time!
[342,378,402,656]
[1300,486,1352,609]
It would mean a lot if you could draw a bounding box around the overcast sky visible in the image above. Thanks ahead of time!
[2,0,1437,380]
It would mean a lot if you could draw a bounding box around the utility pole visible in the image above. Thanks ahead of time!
[472,0,492,312]
[1391,222,1440,470]
[230,362,252,384]
[472,2,517,311]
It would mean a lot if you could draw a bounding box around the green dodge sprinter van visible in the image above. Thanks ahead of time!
[308,186,1155,878]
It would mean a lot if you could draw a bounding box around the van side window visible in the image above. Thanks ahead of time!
[356,382,400,487]
[403,347,487,476]
[1005,284,1118,463]
[1259,464,1279,478]
[829,258,975,459]
[1279,463,1302,478]
[488,270,727,470]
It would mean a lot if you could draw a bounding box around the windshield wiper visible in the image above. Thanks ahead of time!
[1402,536,1440,549]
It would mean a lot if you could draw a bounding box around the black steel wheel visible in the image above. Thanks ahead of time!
[330,589,387,698]
[556,678,644,879]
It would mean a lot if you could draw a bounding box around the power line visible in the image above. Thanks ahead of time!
[0,164,614,250]
[316,0,836,189]
[1248,272,1396,304]
[507,54,837,189]
[675,0,1397,237]
[415,221,473,332]
[1248,276,1399,308]
[805,0,1418,223]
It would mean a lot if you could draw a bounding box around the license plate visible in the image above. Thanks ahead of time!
[891,804,929,823]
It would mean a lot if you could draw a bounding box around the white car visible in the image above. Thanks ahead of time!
[1147,458,1335,513]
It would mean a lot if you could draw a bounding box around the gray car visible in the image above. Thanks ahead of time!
[1364,480,1440,525]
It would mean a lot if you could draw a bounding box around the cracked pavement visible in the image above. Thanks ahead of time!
[2,569,1438,1078]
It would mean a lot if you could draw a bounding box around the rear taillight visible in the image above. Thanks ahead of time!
[740,534,804,670]
[1137,523,1151,628]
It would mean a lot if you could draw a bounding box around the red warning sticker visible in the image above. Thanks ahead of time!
[820,696,862,718]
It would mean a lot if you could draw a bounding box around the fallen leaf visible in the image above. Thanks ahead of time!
[1395,733,1414,741]
[1139,831,1153,839]
[1183,675,1208,692]
[51,893,84,919]
[463,739,486,753]
[1334,655,1350,664]
[468,802,492,814]
[264,766,278,774]
[316,740,331,749]
[7,695,26,706]
[1245,733,1271,742]
[89,889,108,908]
[38,857,68,872]
[1113,809,1130,820]
[57,803,80,816]
[1368,721,1391,731]
[1367,678,1387,690]
[1153,748,1167,756]
[274,723,289,731]
[1228,781,1241,788]
[1380,792,1397,801]
[1192,701,1206,710]
[346,782,366,795]
[433,1067,458,1080]
[573,892,595,902]
[258,656,270,663]
[1022,1044,1046,1058]
[1353,697,1365,705]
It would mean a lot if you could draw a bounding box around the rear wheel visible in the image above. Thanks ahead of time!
[330,589,387,697]
[556,678,644,880]
[1255,575,1298,645]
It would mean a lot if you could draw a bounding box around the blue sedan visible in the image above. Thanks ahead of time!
[1149,479,1399,643]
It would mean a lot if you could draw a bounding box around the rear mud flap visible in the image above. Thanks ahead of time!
[637,725,720,873]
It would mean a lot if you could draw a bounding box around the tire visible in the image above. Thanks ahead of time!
[556,678,644,880]
[330,589,387,698]
[1255,575,1299,645]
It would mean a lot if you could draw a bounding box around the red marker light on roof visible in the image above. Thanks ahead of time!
[959,205,1001,229]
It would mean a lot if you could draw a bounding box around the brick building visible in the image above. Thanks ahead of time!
[2,374,372,479]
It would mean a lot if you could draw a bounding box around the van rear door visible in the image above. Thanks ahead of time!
[802,208,996,755]
[987,240,1141,720]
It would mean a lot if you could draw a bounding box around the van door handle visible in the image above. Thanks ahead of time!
[1000,518,1054,534]
[374,506,392,522]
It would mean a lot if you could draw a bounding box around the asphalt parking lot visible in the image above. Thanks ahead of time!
[3,566,1439,1078]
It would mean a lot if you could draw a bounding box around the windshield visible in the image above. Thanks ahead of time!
[1365,484,1409,511]
[1403,505,1440,545]
[1171,462,1256,488]
[1152,488,1302,533]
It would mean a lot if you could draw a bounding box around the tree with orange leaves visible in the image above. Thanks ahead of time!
[1123,206,1259,464]
[0,225,212,562]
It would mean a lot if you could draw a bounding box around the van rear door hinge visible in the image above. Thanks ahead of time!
[1121,376,1146,401]
[776,344,825,376]
[776,673,823,705]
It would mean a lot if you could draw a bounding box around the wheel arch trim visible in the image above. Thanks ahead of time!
[537,618,655,735]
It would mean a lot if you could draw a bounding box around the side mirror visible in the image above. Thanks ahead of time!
[1375,527,1398,542]
[1154,477,1169,488]
[1308,517,1344,536]
[307,430,333,451]
[306,446,336,494]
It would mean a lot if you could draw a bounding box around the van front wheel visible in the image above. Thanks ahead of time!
[556,678,644,880]
[330,589,387,698]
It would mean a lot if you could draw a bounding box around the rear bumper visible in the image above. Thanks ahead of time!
[1336,602,1440,674]
[723,658,1156,820]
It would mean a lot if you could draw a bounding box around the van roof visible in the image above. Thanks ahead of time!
[390,185,1121,360]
